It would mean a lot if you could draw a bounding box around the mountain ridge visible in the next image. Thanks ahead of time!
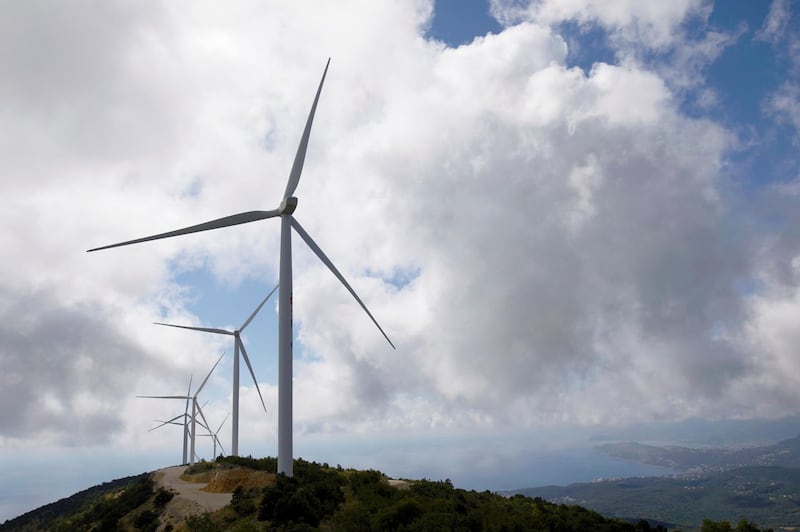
[0,456,672,531]
[595,435,800,474]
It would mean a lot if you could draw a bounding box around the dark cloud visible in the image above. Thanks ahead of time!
[0,284,167,443]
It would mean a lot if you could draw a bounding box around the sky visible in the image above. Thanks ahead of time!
[2,0,800,522]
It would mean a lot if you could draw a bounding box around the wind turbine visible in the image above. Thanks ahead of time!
[146,376,193,465]
[199,412,230,458]
[150,394,215,465]
[159,405,226,460]
[149,413,190,464]
[88,59,395,476]
[139,353,224,466]
[155,284,278,457]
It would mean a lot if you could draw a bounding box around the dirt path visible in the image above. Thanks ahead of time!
[152,466,231,521]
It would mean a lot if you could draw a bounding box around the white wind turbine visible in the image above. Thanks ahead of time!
[139,353,224,466]
[88,59,395,476]
[147,376,193,465]
[150,397,216,465]
[149,413,190,465]
[159,405,226,461]
[199,412,230,458]
[155,284,278,457]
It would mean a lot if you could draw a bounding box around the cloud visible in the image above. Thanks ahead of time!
[764,83,800,145]
[489,0,708,49]
[756,0,800,143]
[1,0,799,462]
[0,285,167,444]
[486,0,742,116]
[755,0,792,44]
[291,22,761,428]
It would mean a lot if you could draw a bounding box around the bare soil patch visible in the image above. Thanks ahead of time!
[201,468,275,493]
[151,465,232,526]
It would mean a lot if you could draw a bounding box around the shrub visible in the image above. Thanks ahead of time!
[185,513,216,532]
[133,509,159,531]
[154,488,174,509]
[231,486,258,516]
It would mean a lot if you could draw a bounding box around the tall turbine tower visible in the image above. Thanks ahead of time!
[89,59,395,476]
[155,284,278,456]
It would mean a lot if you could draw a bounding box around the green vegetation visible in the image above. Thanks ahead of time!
[185,457,667,531]
[512,466,800,530]
[0,473,151,531]
[154,487,175,509]
[699,519,770,532]
[0,456,787,531]
[213,455,278,472]
[258,462,345,526]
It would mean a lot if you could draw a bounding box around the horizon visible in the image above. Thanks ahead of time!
[2,0,800,522]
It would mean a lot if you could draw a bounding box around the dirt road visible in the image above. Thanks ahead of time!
[152,465,231,521]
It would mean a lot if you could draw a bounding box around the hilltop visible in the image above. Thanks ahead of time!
[3,455,786,531]
[0,456,676,532]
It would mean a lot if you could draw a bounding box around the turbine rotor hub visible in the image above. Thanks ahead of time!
[279,197,298,215]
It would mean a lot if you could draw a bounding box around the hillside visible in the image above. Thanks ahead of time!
[0,456,675,532]
[0,473,155,531]
[509,465,800,530]
[596,435,800,473]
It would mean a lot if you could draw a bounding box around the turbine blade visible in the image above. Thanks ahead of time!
[291,217,396,349]
[283,58,331,199]
[194,400,214,436]
[151,419,183,427]
[216,412,231,433]
[87,210,280,252]
[195,353,224,396]
[216,437,226,456]
[185,376,193,415]
[149,415,184,432]
[155,323,234,336]
[137,395,190,400]
[239,340,267,412]
[239,283,279,332]
[159,421,183,427]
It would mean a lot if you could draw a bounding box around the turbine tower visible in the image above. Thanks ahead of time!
[139,353,224,466]
[155,284,278,457]
[88,59,395,476]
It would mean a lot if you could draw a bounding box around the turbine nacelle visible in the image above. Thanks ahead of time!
[279,197,298,215]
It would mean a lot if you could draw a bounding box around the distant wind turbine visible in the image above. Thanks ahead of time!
[159,405,227,460]
[88,59,395,476]
[199,412,230,458]
[147,375,193,465]
[155,284,277,457]
[139,353,224,466]
[150,413,189,464]
[150,396,217,465]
